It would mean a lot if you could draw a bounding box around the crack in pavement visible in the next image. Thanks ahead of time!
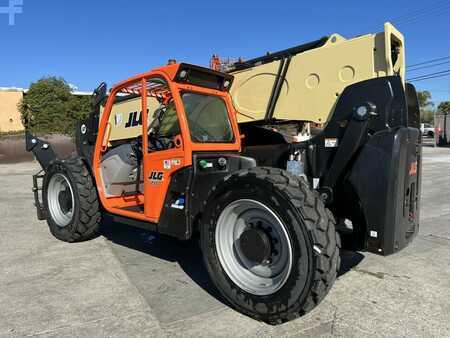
[330,303,338,336]
[24,311,160,337]
[352,268,411,280]
[427,234,450,242]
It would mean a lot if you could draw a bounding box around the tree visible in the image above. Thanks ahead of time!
[417,90,434,110]
[19,77,91,135]
[421,110,434,124]
[437,101,450,115]
[417,90,436,124]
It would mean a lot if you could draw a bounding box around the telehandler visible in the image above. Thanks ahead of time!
[25,23,421,324]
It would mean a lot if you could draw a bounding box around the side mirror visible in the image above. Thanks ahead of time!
[91,82,107,108]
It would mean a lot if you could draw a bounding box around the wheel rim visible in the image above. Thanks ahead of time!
[47,173,75,227]
[215,199,293,296]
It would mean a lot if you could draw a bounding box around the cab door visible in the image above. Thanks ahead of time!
[141,77,188,221]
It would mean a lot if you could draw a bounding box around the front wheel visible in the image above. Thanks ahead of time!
[43,156,101,242]
[201,167,340,324]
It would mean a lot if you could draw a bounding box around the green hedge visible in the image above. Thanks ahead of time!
[19,77,91,136]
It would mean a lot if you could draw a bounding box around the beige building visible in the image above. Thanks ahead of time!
[0,87,93,133]
[0,88,25,133]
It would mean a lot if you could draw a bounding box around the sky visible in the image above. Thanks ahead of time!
[1,0,449,105]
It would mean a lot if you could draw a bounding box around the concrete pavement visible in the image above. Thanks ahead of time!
[0,145,449,337]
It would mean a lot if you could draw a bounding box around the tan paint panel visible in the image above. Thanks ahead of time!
[103,96,160,141]
[275,34,376,122]
[229,61,281,122]
[230,23,405,123]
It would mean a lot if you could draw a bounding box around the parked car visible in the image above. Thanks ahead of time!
[421,123,434,137]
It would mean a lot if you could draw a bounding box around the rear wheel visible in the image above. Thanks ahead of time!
[201,167,340,324]
[43,156,101,242]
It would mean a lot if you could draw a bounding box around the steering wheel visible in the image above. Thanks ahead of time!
[149,132,175,151]
[132,134,174,155]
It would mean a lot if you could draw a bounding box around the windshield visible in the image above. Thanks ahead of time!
[181,92,233,143]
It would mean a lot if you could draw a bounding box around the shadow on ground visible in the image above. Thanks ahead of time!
[101,216,365,306]
[100,216,226,305]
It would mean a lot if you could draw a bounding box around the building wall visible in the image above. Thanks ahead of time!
[0,90,24,133]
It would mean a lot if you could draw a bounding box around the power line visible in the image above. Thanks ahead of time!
[409,74,450,82]
[408,69,450,81]
[408,71,450,82]
[407,56,450,69]
[364,0,450,33]
[391,0,450,25]
[387,0,450,23]
[393,4,450,27]
[407,60,450,72]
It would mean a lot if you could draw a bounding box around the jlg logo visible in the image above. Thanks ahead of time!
[125,111,142,128]
[149,171,164,184]
[124,109,149,128]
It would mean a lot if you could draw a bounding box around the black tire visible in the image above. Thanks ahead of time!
[43,155,101,242]
[427,131,434,138]
[201,167,340,324]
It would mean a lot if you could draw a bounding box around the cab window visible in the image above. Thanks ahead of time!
[182,92,233,143]
[157,101,181,137]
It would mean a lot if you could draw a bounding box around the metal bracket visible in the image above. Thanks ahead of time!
[25,131,58,171]
[32,170,46,220]
[320,103,376,203]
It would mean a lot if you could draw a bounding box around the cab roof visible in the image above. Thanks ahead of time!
[113,63,233,92]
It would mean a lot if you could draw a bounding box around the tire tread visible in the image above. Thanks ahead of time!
[203,167,340,324]
[46,155,101,242]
